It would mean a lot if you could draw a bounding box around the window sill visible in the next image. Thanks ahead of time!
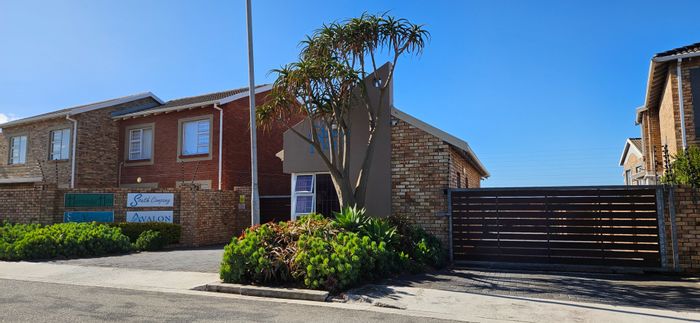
[124,159,154,167]
[177,153,212,163]
[47,159,70,163]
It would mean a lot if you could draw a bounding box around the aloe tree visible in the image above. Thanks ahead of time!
[258,13,429,209]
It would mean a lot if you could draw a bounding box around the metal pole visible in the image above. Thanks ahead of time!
[245,0,260,225]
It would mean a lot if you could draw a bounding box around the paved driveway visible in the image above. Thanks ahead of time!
[378,267,700,312]
[48,246,224,273]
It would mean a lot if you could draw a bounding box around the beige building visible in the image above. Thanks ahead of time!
[279,63,489,245]
[636,42,700,180]
[619,138,648,185]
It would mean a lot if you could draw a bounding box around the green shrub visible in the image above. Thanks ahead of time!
[388,215,446,270]
[333,206,370,232]
[109,222,181,245]
[662,145,700,187]
[220,210,446,292]
[133,230,167,251]
[0,222,131,261]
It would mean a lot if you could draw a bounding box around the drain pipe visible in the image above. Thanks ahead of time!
[213,104,223,190]
[66,114,78,188]
[676,58,688,150]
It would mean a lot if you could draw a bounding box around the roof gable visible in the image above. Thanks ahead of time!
[391,107,489,178]
[619,137,643,166]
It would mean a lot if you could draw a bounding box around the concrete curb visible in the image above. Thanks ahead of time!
[196,282,330,302]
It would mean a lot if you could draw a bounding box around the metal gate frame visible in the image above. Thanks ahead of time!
[447,185,680,271]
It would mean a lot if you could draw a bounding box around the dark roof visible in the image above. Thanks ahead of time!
[629,138,642,151]
[157,85,269,110]
[654,42,700,59]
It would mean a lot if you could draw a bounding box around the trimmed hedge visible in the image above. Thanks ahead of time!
[0,222,131,261]
[109,222,181,245]
[220,209,445,292]
[133,230,167,251]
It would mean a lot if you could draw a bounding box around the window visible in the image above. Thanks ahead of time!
[128,127,153,161]
[181,119,210,156]
[635,166,643,174]
[456,172,462,188]
[292,174,315,217]
[9,135,27,164]
[625,169,632,185]
[49,129,70,160]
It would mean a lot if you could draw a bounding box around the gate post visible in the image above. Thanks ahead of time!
[655,186,668,269]
[667,186,680,271]
[447,189,454,263]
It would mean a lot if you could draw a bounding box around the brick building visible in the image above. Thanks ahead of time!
[0,93,162,188]
[0,85,293,200]
[279,63,489,244]
[635,42,700,181]
[618,137,647,185]
[112,85,291,196]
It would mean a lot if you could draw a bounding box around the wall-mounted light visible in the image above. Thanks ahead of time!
[136,177,142,184]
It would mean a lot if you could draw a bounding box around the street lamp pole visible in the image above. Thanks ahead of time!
[245,0,260,225]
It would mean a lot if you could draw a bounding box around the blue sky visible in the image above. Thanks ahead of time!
[1,0,698,187]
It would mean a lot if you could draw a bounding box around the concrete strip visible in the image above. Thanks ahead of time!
[345,285,700,323]
[200,282,329,302]
[0,261,219,291]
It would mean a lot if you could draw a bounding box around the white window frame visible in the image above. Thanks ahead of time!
[181,119,211,156]
[128,127,153,161]
[49,128,71,161]
[291,173,317,220]
[9,135,27,165]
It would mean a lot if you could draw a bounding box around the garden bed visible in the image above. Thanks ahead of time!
[220,207,446,293]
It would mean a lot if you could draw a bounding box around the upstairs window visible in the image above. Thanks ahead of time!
[181,119,210,156]
[9,135,27,165]
[128,127,153,161]
[49,128,70,161]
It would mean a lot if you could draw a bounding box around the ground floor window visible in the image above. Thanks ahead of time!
[291,173,340,219]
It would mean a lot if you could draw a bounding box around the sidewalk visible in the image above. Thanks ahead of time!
[1,261,699,323]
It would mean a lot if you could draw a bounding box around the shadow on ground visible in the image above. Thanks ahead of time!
[380,267,700,312]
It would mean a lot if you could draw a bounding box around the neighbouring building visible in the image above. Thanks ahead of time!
[636,42,700,181]
[619,138,647,185]
[0,93,162,188]
[279,63,489,244]
[0,86,295,203]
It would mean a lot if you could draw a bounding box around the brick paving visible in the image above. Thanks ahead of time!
[383,267,700,312]
[48,246,224,273]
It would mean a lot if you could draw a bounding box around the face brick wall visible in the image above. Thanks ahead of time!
[118,92,293,196]
[449,147,482,189]
[663,186,700,273]
[0,97,159,188]
[0,118,74,187]
[0,184,251,247]
[391,117,452,245]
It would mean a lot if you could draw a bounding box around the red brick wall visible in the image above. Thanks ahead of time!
[449,147,482,189]
[118,92,292,195]
[0,184,251,247]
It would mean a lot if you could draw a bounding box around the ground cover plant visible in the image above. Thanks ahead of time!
[109,222,181,246]
[220,207,445,293]
[0,222,131,261]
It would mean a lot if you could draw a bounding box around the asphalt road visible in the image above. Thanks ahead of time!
[0,279,453,323]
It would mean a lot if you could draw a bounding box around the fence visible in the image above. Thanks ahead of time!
[0,184,251,247]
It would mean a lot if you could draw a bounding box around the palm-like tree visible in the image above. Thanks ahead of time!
[258,13,429,209]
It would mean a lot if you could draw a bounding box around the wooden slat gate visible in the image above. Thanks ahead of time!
[450,186,664,268]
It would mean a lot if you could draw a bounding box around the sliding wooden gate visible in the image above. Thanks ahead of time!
[450,186,663,268]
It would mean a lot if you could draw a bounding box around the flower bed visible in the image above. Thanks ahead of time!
[220,207,446,292]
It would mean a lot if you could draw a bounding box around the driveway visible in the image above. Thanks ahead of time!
[48,246,224,273]
[374,267,700,312]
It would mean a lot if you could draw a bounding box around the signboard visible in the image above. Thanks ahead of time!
[64,193,114,208]
[126,211,174,223]
[127,193,174,208]
[64,211,114,223]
